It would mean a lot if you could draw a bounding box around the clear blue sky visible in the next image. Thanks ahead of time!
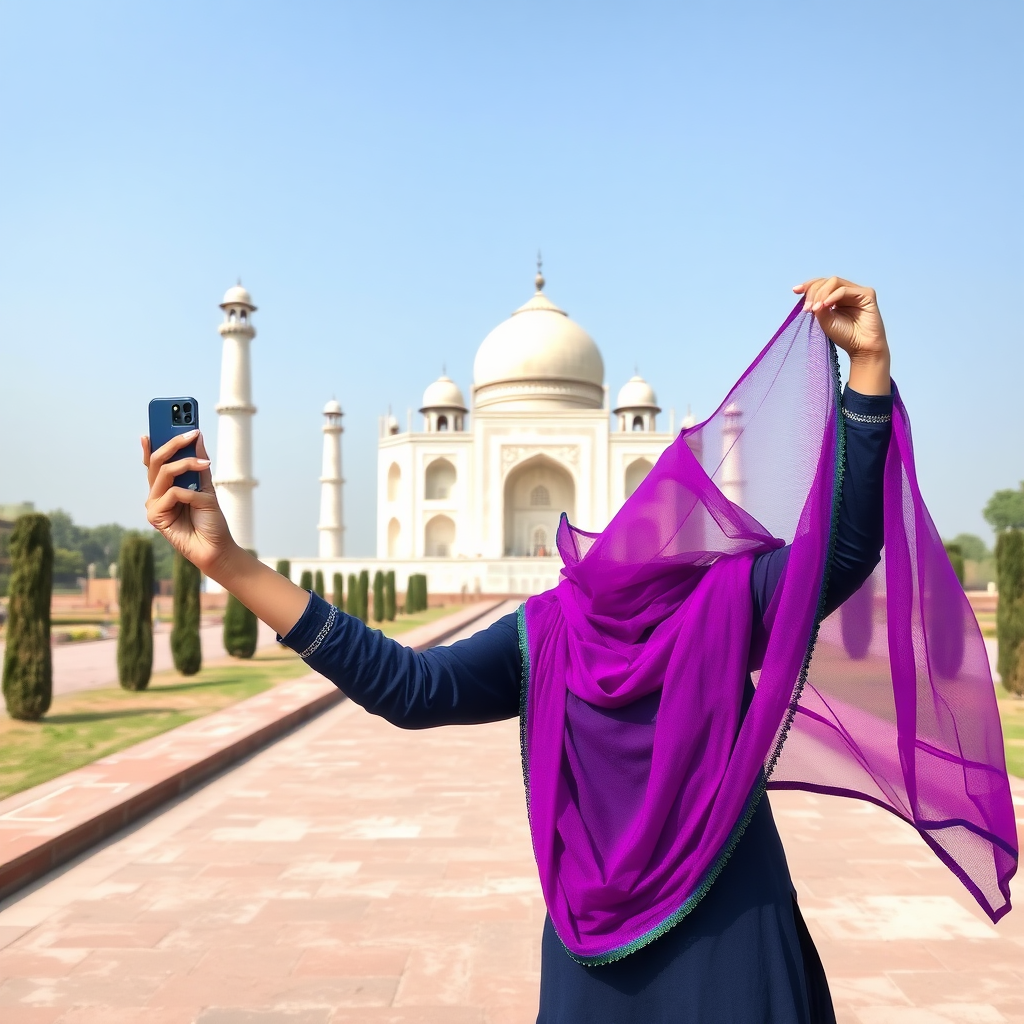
[1,1,1021,557]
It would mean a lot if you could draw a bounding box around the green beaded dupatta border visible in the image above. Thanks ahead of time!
[516,341,847,967]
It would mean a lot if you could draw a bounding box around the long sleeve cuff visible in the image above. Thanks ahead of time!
[278,591,340,659]
[842,385,893,423]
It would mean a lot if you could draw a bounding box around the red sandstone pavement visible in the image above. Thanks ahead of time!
[0,601,503,905]
[0,599,1020,1023]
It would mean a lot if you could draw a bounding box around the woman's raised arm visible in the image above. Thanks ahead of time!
[142,430,309,636]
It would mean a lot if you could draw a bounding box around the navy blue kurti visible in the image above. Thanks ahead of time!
[281,387,893,1024]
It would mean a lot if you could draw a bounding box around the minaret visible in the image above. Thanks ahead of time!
[720,402,744,506]
[213,284,258,551]
[318,400,345,557]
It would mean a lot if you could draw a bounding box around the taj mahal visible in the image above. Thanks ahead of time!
[213,266,739,597]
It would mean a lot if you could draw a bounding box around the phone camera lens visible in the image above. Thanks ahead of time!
[184,414,193,423]
[184,403,192,412]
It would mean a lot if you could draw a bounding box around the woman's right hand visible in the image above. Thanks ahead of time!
[143,431,236,575]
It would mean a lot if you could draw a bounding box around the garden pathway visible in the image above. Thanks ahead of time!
[0,599,1021,1023]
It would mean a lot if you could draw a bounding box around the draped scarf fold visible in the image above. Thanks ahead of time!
[519,303,1017,965]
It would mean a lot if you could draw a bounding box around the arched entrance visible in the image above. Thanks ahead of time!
[425,458,456,500]
[503,455,575,557]
[625,457,653,499]
[425,514,455,557]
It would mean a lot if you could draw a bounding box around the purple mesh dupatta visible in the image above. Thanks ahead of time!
[519,304,1017,965]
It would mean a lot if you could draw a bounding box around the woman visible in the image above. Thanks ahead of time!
[143,278,1015,1023]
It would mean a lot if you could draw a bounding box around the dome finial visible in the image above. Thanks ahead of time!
[535,250,545,292]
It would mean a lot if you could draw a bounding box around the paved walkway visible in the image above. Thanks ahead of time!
[0,622,279,703]
[0,599,1020,1023]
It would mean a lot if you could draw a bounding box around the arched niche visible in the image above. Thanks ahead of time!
[625,458,654,499]
[425,514,455,557]
[425,458,456,500]
[532,525,549,556]
[503,455,575,557]
[387,517,401,558]
[387,462,401,502]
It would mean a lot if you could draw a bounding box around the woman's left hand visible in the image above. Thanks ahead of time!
[793,277,891,395]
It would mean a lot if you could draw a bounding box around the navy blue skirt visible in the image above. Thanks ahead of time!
[536,795,835,1024]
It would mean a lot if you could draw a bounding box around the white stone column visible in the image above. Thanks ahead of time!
[318,401,345,557]
[213,286,258,554]
[720,402,744,507]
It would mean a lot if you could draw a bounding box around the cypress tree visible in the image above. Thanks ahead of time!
[407,573,427,613]
[314,569,325,598]
[346,573,359,618]
[372,570,385,622]
[358,569,369,623]
[170,552,202,676]
[275,559,291,580]
[117,533,154,691]
[996,529,1024,695]
[299,569,313,592]
[224,549,259,659]
[332,572,344,609]
[223,593,258,658]
[2,514,53,721]
[384,570,396,621]
[408,574,419,613]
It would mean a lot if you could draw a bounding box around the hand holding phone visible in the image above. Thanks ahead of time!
[148,398,201,490]
[143,398,231,575]
[141,399,309,638]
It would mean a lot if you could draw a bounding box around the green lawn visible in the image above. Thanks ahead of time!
[997,686,1024,779]
[0,604,468,802]
[0,646,308,801]
[974,610,997,639]
[376,603,467,638]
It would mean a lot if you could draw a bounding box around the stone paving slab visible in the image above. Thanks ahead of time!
[775,777,1024,1024]
[0,600,503,906]
[0,597,1019,1023]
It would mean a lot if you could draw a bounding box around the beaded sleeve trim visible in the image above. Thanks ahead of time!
[299,604,337,659]
[842,407,891,424]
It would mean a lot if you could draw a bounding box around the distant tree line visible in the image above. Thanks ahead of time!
[941,532,995,590]
[0,509,174,594]
[287,566,405,626]
[0,507,267,718]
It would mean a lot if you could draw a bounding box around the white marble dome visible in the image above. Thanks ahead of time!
[472,275,605,411]
[322,399,343,416]
[220,284,256,309]
[614,375,660,413]
[420,374,467,412]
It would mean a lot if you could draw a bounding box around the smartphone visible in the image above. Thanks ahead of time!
[148,397,201,491]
